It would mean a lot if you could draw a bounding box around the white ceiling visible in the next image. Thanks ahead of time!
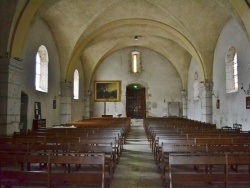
[4,0,250,89]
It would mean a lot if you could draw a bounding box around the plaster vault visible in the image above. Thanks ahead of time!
[5,0,250,90]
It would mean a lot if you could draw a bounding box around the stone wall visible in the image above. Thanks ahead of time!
[92,47,183,118]
[213,18,250,130]
[21,18,84,130]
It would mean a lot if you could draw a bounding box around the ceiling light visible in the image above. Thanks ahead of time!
[134,36,139,40]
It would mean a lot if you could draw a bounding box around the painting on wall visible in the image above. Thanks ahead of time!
[94,81,121,102]
[246,96,250,109]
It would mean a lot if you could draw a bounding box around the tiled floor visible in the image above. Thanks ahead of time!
[110,120,163,188]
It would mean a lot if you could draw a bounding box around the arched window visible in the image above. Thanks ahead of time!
[73,69,79,99]
[193,72,200,100]
[35,45,48,92]
[130,50,141,73]
[225,46,238,93]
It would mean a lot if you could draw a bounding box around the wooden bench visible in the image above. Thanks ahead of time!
[167,153,227,188]
[0,143,29,152]
[166,153,250,188]
[227,153,250,186]
[79,137,120,163]
[0,152,49,187]
[159,143,250,179]
[11,132,121,165]
[0,152,106,188]
[49,153,106,188]
[153,138,195,161]
[68,143,115,175]
[0,141,115,177]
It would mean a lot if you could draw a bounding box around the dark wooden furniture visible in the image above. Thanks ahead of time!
[33,119,46,130]
[102,115,113,117]
[0,152,106,188]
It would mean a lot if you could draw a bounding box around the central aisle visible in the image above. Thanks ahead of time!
[110,119,163,188]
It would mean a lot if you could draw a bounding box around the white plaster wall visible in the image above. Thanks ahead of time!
[213,18,250,130]
[92,47,182,117]
[21,19,61,130]
[71,60,85,121]
[187,58,202,121]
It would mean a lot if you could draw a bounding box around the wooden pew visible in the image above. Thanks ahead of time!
[166,153,250,188]
[66,117,131,137]
[49,153,106,188]
[0,152,106,188]
[227,153,250,186]
[167,153,227,188]
[0,152,49,187]
[79,137,120,163]
[155,137,250,163]
[0,136,13,144]
[153,138,195,161]
[144,117,250,187]
[68,143,115,175]
[0,142,28,152]
[159,143,250,179]
[29,142,115,176]
[11,133,121,165]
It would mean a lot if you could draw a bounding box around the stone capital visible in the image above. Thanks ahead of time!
[180,90,187,97]
[199,82,213,92]
[60,82,73,97]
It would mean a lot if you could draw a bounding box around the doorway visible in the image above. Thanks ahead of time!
[20,92,28,132]
[126,84,146,119]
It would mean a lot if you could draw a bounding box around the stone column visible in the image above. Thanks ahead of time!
[84,91,92,119]
[60,82,72,124]
[0,58,23,135]
[180,90,187,118]
[199,82,213,123]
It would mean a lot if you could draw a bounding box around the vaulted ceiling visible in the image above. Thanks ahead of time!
[1,0,250,90]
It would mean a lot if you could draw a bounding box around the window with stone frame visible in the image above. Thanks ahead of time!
[73,69,79,99]
[35,45,48,92]
[225,46,238,93]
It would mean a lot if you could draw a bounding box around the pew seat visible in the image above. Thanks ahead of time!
[0,152,107,188]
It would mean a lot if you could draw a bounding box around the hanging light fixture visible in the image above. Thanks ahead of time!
[134,36,139,40]
[130,50,141,74]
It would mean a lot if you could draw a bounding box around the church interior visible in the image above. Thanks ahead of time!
[1,0,250,187]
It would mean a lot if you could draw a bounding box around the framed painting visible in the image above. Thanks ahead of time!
[94,81,121,102]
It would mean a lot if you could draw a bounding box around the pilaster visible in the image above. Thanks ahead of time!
[180,90,187,118]
[199,82,213,123]
[60,82,72,124]
[84,91,92,119]
[0,58,23,135]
